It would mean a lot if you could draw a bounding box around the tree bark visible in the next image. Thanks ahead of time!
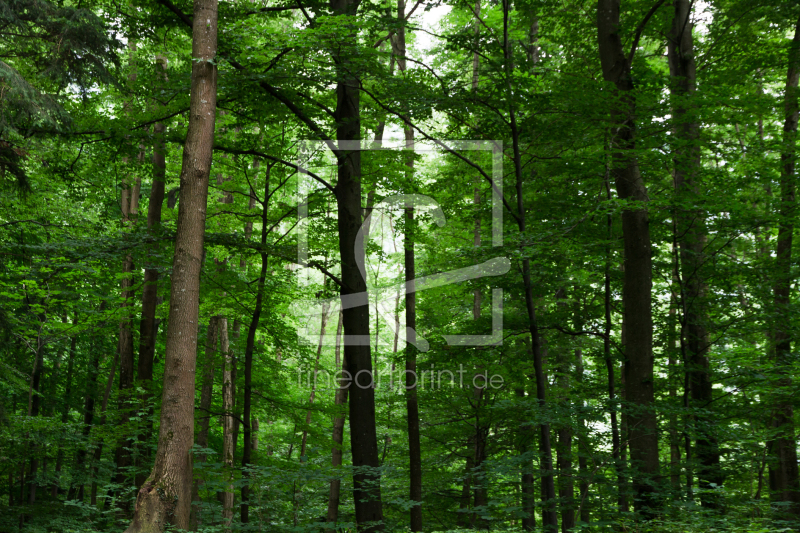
[135,56,169,489]
[555,343,574,532]
[393,13,423,526]
[404,203,423,532]
[769,11,800,522]
[500,0,557,526]
[241,162,271,524]
[667,0,722,508]
[124,0,219,527]
[596,0,660,514]
[329,0,384,526]
[115,150,142,509]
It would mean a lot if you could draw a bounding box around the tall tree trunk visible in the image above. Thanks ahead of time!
[499,0,557,526]
[241,162,271,524]
[325,312,347,533]
[124,0,219,527]
[667,0,722,509]
[135,56,169,489]
[394,11,423,527]
[667,239,682,492]
[329,0,384,526]
[503,0,557,525]
[596,0,660,514]
[603,166,625,512]
[220,318,235,525]
[769,11,800,523]
[404,203,423,532]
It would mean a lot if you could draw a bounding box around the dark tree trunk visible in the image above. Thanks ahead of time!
[516,387,536,532]
[667,0,722,509]
[124,0,219,527]
[596,0,660,514]
[603,169,625,512]
[769,12,800,523]
[394,16,423,525]
[329,0,384,526]
[241,163,272,524]
[556,347,574,532]
[501,0,557,525]
[405,204,423,532]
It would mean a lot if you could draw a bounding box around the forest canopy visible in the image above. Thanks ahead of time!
[2,0,800,532]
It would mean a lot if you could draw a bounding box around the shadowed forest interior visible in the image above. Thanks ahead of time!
[3,0,800,531]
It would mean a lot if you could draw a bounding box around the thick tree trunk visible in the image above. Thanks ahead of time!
[596,0,660,514]
[329,0,384,526]
[124,0,218,527]
[603,170,625,512]
[325,312,347,533]
[667,0,722,509]
[404,204,423,531]
[769,12,800,523]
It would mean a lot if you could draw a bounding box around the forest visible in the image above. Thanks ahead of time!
[2,0,800,531]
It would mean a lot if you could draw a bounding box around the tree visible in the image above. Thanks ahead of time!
[124,0,219,527]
